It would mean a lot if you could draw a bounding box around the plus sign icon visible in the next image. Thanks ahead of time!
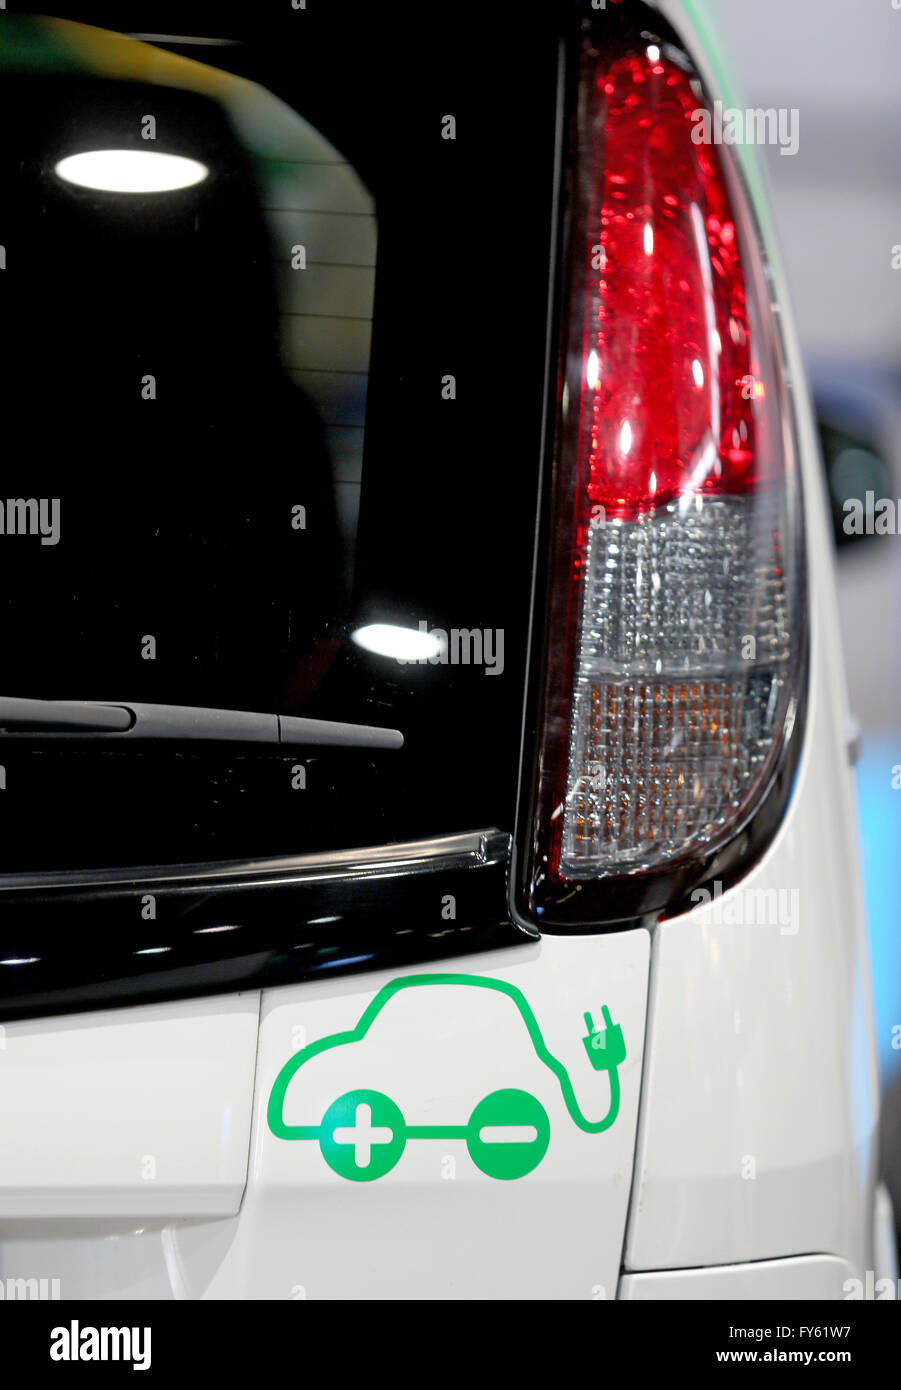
[320,1090,406,1182]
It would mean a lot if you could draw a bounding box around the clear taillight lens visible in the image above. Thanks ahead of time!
[522,21,805,925]
[561,494,792,877]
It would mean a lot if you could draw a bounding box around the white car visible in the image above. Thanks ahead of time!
[0,0,892,1302]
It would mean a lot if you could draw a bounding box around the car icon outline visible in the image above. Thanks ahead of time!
[267,972,626,1181]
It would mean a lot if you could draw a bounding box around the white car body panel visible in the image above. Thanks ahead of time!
[207,934,649,1299]
[0,994,260,1220]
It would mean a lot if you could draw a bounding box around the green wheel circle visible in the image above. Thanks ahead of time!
[466,1088,550,1180]
[319,1089,406,1182]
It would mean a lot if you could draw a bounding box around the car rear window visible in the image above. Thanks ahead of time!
[0,5,559,872]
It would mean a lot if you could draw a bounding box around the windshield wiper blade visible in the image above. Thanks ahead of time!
[0,697,403,750]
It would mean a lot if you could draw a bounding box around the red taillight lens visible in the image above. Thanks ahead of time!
[522,21,805,926]
[583,51,768,518]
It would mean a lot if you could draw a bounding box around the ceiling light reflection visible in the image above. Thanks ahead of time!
[55,149,209,193]
[351,623,444,662]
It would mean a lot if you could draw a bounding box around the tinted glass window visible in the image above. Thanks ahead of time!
[0,4,559,871]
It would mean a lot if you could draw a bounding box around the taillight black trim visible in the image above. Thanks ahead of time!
[0,830,533,1022]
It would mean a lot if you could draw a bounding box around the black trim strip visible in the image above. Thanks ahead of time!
[0,830,532,1022]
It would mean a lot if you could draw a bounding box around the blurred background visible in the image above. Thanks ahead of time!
[710,0,901,1233]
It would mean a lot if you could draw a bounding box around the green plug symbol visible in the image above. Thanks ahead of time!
[582,1006,626,1072]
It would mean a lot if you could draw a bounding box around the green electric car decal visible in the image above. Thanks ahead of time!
[267,973,626,1181]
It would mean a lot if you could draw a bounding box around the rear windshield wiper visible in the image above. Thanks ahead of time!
[0,697,403,750]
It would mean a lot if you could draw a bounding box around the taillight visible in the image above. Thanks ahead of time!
[519,11,806,927]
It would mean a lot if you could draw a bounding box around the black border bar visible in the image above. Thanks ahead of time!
[0,829,533,1022]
